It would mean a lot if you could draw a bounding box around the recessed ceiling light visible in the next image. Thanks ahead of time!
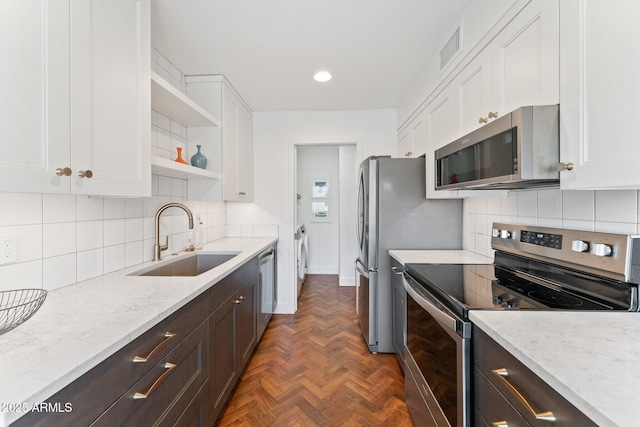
[314,71,332,82]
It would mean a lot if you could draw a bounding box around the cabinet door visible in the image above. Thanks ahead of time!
[208,299,236,424]
[560,0,640,189]
[222,89,240,201]
[410,110,428,158]
[454,48,493,138]
[70,0,151,196]
[397,127,412,158]
[236,280,257,370]
[237,105,254,201]
[425,87,458,199]
[491,0,559,115]
[0,1,71,193]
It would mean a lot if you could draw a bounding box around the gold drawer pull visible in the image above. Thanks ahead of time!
[133,332,177,363]
[133,362,176,399]
[492,368,556,422]
[492,422,508,427]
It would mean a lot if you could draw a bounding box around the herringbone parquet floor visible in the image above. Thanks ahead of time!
[217,274,414,426]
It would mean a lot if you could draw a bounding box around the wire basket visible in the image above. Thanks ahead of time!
[0,289,48,335]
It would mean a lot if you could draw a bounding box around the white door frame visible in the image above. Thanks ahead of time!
[289,138,363,312]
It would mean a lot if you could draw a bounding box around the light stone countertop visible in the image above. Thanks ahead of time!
[389,249,494,265]
[0,237,276,427]
[470,311,640,427]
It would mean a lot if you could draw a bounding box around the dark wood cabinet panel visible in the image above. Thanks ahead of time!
[473,326,597,427]
[208,295,236,422]
[13,294,207,427]
[91,321,208,426]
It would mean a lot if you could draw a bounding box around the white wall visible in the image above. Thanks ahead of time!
[227,109,397,314]
[297,146,340,274]
[339,145,357,286]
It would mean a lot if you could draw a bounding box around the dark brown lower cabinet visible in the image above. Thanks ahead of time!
[473,326,597,427]
[12,253,265,427]
[206,258,258,425]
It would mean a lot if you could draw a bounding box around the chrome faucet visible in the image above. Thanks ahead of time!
[154,203,194,261]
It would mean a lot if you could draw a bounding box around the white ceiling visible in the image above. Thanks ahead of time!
[151,0,472,112]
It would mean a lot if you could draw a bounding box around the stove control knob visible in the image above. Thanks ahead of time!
[593,243,613,257]
[492,229,500,238]
[500,230,512,239]
[571,240,590,253]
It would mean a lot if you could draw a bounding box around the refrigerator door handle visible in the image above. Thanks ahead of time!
[356,259,370,278]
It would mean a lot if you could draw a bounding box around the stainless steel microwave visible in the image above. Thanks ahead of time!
[435,105,559,190]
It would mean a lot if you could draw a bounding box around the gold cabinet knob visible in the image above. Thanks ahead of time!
[488,111,499,119]
[557,162,574,172]
[239,191,246,196]
[479,117,488,124]
[55,167,72,176]
[78,169,93,178]
[233,299,242,304]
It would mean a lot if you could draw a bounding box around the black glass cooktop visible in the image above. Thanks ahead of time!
[405,261,630,319]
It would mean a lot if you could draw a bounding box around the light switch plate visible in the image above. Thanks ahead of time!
[0,235,17,265]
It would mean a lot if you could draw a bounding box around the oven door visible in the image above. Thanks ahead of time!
[403,272,471,427]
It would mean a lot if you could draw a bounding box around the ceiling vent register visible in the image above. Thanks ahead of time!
[439,26,461,71]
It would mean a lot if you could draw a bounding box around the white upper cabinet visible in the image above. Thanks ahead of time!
[425,87,458,199]
[453,0,559,139]
[0,1,71,193]
[396,110,428,158]
[559,0,640,189]
[491,0,559,115]
[453,48,493,138]
[223,87,254,202]
[0,0,151,196]
[70,0,151,197]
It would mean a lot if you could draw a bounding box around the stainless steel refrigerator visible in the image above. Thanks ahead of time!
[355,156,462,353]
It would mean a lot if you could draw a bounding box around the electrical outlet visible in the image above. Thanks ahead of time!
[0,235,17,265]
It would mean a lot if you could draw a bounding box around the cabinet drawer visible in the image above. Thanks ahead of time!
[91,321,208,426]
[474,366,530,427]
[13,294,207,427]
[473,327,597,427]
[209,258,257,312]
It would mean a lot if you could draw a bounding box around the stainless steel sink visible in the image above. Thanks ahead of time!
[130,252,239,277]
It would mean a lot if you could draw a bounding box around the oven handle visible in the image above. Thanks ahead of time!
[402,273,458,334]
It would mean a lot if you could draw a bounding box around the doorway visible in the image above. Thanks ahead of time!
[293,142,359,311]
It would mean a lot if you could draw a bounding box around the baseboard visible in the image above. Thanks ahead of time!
[339,277,355,287]
[306,267,339,275]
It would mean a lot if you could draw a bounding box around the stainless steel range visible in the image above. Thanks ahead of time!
[401,223,640,427]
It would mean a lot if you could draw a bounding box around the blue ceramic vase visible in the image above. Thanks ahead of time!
[190,145,207,169]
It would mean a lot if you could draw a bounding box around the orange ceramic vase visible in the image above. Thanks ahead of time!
[175,147,187,164]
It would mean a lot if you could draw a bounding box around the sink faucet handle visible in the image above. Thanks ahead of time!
[160,236,168,252]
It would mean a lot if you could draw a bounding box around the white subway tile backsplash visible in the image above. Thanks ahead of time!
[157,53,171,73]
[500,193,518,217]
[5,224,42,263]
[157,113,171,132]
[170,120,182,136]
[43,194,76,224]
[157,128,171,151]
[77,221,104,251]
[537,189,562,219]
[103,219,125,246]
[595,190,637,223]
[43,222,76,258]
[562,219,595,232]
[125,241,144,267]
[125,198,144,218]
[171,178,184,198]
[104,244,125,274]
[0,193,42,226]
[517,190,537,217]
[43,254,76,291]
[158,176,172,197]
[125,218,144,243]
[487,196,501,215]
[595,221,638,235]
[537,218,562,228]
[77,196,104,221]
[157,66,171,84]
[562,190,594,221]
[104,198,125,220]
[77,249,104,282]
[0,260,41,292]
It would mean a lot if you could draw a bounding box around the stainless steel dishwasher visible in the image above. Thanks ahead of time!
[257,245,277,338]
